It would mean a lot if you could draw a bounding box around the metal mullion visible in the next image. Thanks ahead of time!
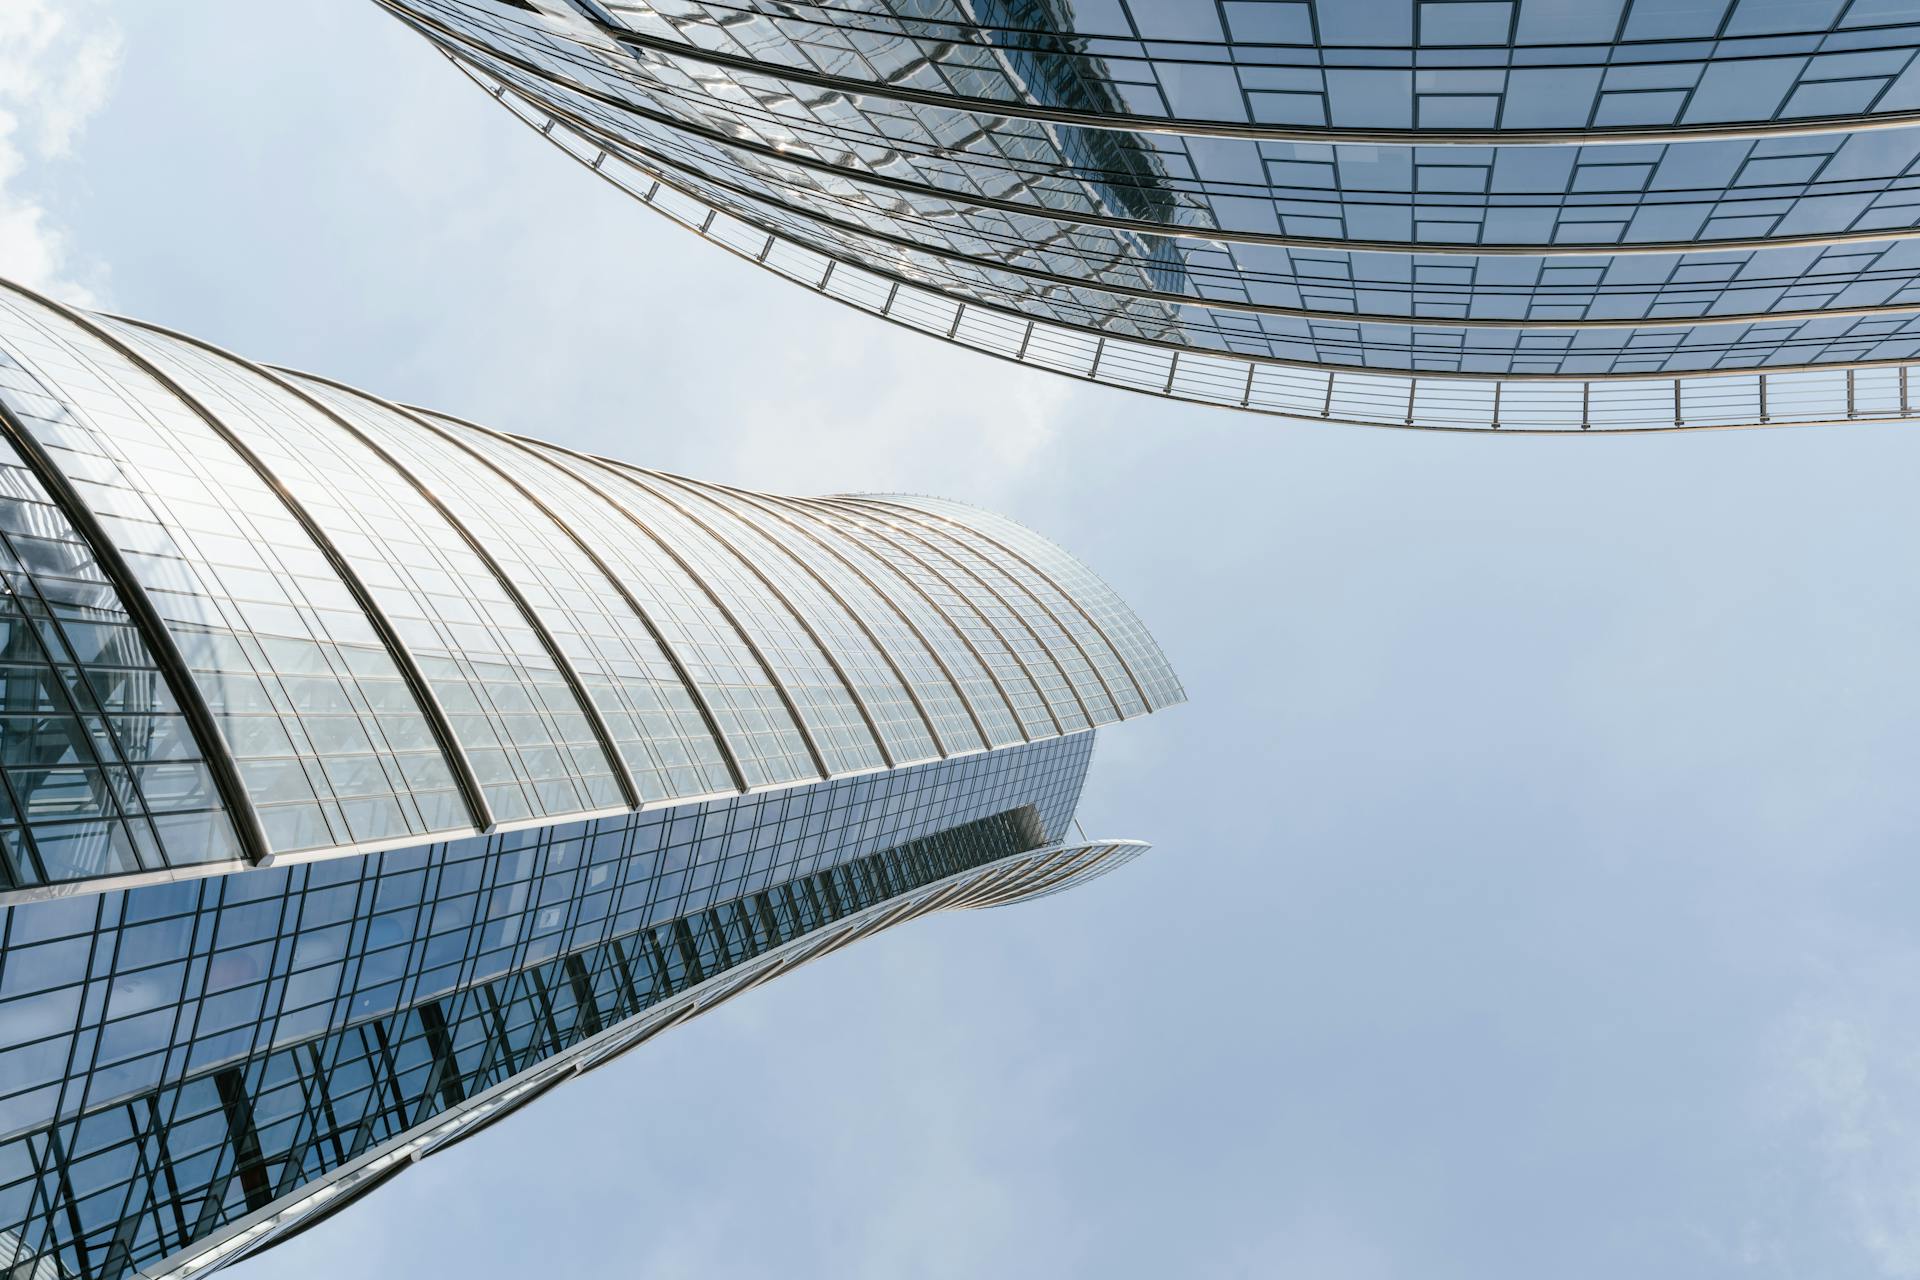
[0,695,50,886]
[0,387,271,866]
[718,484,982,755]
[855,497,1142,717]
[40,1126,96,1279]
[38,297,497,838]
[544,1,1920,149]
[143,877,234,1203]
[130,348,636,817]
[301,1042,348,1170]
[499,435,833,781]
[80,317,549,832]
[409,419,762,790]
[824,498,1079,733]
[497,88,1671,336]
[605,937,644,1020]
[787,497,1036,743]
[355,397,750,796]
[444,50,1920,439]
[406,16,1920,263]
[969,849,1103,905]
[294,388,689,807]
[1003,849,1118,903]
[614,466,897,768]
[461,56,1920,399]
[19,890,108,1267]
[874,497,1154,713]
[108,829,1143,1275]
[0,533,167,882]
[406,78,1912,332]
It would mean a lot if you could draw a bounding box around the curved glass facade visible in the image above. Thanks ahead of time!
[0,278,1179,893]
[0,275,1179,1278]
[374,0,1920,430]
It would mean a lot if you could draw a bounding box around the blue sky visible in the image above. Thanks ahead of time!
[11,4,1920,1277]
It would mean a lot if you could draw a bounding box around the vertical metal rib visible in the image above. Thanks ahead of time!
[839,499,1102,726]
[696,479,986,755]
[0,396,272,866]
[605,465,898,768]
[853,496,1149,713]
[189,368,644,815]
[875,498,1154,710]
[487,433,834,782]
[819,497,1079,733]
[92,312,500,833]
[840,497,1100,727]
[346,394,751,796]
[782,495,1036,744]
[171,367,644,812]
[88,308,629,817]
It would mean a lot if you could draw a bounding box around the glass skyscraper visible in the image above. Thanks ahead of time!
[373,0,1920,430]
[0,275,1181,1278]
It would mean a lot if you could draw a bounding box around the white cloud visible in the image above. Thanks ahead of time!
[0,0,120,304]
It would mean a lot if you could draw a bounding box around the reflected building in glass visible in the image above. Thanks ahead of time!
[375,0,1920,430]
[0,276,1181,1278]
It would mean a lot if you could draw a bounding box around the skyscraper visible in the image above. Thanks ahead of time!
[0,275,1181,1279]
[373,0,1920,431]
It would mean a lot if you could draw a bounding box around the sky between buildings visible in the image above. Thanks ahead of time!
[9,4,1920,1277]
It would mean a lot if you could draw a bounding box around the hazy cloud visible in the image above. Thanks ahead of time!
[0,0,120,302]
[1764,947,1920,1278]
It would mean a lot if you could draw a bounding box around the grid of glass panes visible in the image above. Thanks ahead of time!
[570,12,1920,254]
[561,0,1920,253]
[876,498,1146,716]
[445,426,820,790]
[0,816,1071,1280]
[296,385,732,807]
[521,102,1920,376]
[787,499,1054,739]
[750,493,1021,750]
[847,499,1120,723]
[388,410,747,800]
[888,496,1185,711]
[580,466,886,775]
[0,286,1177,883]
[840,500,1105,727]
[680,484,988,756]
[622,468,941,766]
[0,733,1091,1279]
[102,322,624,831]
[554,18,1920,255]
[606,0,1920,130]
[452,10,1920,259]
[0,295,478,860]
[507,444,850,779]
[821,501,1084,732]
[0,433,243,890]
[391,0,1920,381]
[429,9,1221,331]
[171,837,1139,1277]
[93,324,488,850]
[465,85,1920,432]
[871,497,1155,717]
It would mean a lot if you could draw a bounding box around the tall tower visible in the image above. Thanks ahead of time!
[372,0,1920,431]
[0,277,1181,1279]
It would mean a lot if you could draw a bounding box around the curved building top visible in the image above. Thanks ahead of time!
[376,0,1920,430]
[0,277,1180,897]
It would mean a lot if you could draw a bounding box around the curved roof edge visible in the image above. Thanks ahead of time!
[0,268,1178,899]
[456,64,1920,434]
